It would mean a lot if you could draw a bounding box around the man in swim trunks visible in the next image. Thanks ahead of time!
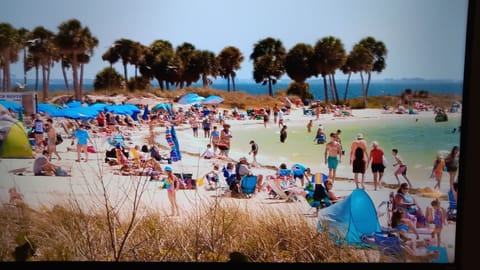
[324,132,342,183]
[350,133,368,189]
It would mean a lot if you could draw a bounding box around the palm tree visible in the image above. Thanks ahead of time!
[250,37,286,96]
[54,19,98,100]
[139,39,176,90]
[28,26,56,101]
[217,46,244,91]
[0,23,21,91]
[284,43,315,100]
[358,36,387,103]
[313,36,347,104]
[349,44,374,107]
[17,27,30,86]
[176,42,201,88]
[196,50,218,88]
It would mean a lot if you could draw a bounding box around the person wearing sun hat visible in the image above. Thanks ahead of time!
[163,165,180,216]
[350,132,368,189]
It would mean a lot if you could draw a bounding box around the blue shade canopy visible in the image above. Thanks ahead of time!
[152,103,172,112]
[201,95,224,104]
[50,107,98,120]
[37,103,62,114]
[177,93,205,104]
[0,99,24,112]
[66,100,83,108]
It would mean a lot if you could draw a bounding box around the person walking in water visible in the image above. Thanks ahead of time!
[248,140,259,166]
[392,148,413,188]
[350,133,368,189]
[368,141,385,191]
[280,125,287,143]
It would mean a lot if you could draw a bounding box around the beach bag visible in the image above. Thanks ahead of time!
[56,134,63,145]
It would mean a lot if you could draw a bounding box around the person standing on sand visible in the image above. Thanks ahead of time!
[325,132,342,183]
[164,166,180,216]
[280,125,287,143]
[72,124,93,162]
[210,126,220,157]
[350,133,368,189]
[218,123,232,158]
[392,148,413,188]
[45,118,61,161]
[368,141,385,191]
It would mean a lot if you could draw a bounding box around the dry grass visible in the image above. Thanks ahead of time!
[0,196,379,262]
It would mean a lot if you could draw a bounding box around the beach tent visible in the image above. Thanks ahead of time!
[317,189,381,246]
[0,118,34,158]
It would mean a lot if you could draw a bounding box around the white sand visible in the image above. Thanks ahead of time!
[0,98,457,262]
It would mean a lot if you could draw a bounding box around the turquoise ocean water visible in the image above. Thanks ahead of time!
[227,113,462,192]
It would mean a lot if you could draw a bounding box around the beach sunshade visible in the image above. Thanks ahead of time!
[201,95,224,104]
[152,103,172,113]
[0,118,34,158]
[88,103,109,111]
[178,93,205,105]
[317,189,381,246]
[52,107,98,120]
[66,100,83,108]
[37,103,63,114]
[0,99,24,112]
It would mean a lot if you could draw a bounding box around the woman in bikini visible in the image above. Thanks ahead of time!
[164,166,180,216]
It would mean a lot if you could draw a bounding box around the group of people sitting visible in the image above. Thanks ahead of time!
[389,182,454,248]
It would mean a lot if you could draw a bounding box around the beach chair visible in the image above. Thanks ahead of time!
[240,175,257,198]
[447,188,457,222]
[266,178,289,200]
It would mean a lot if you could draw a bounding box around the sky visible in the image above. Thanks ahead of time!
[1,0,469,82]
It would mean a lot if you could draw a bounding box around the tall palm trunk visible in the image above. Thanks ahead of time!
[226,76,231,92]
[80,63,84,92]
[62,65,70,91]
[322,75,329,103]
[268,79,273,96]
[360,71,367,108]
[232,74,237,91]
[71,54,81,101]
[41,64,48,101]
[343,72,352,103]
[35,66,39,91]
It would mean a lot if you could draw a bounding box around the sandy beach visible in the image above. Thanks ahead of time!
[0,96,458,262]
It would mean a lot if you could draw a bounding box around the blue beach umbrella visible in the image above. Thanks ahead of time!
[201,95,224,104]
[178,93,205,105]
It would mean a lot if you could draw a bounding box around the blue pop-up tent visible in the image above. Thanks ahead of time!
[317,189,381,246]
